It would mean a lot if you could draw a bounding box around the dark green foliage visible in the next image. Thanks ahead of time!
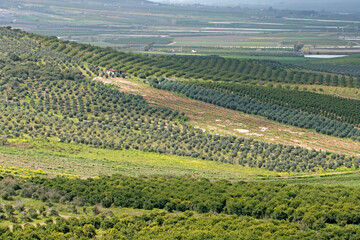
[150,79,360,141]
[4,210,360,239]
[7,175,360,230]
[194,81,360,126]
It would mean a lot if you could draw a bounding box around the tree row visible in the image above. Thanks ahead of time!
[192,81,360,125]
[150,79,360,141]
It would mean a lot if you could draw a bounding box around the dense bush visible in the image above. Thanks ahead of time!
[3,175,360,230]
[3,175,360,239]
[3,211,360,239]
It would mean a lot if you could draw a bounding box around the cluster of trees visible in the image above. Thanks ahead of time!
[4,175,360,232]
[2,210,360,239]
[0,27,100,85]
[150,79,360,141]
[0,200,57,224]
[0,28,359,173]
[4,97,359,173]
[19,27,359,88]
[193,81,360,126]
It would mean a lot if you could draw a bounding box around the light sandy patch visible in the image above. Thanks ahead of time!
[235,129,250,133]
[281,129,305,135]
[259,127,268,132]
[246,133,264,137]
[194,126,206,132]
[168,41,177,46]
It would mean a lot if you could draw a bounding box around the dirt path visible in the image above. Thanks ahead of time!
[168,41,177,46]
[95,77,360,156]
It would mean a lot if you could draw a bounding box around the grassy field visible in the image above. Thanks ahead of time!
[265,172,360,187]
[174,41,280,46]
[274,83,360,99]
[2,139,360,187]
[0,139,286,180]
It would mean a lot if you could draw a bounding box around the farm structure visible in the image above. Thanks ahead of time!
[106,69,125,75]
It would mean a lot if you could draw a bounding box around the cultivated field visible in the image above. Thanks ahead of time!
[2,0,359,57]
[95,77,360,156]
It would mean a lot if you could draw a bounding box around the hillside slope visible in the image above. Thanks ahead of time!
[1,26,359,174]
[96,77,360,156]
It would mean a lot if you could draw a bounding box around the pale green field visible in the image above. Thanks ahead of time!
[0,139,286,180]
[175,41,279,46]
[2,139,360,186]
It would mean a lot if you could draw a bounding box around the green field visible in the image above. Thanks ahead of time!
[0,139,286,180]
[175,41,280,46]
[3,139,360,187]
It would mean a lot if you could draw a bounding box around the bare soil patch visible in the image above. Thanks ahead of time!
[7,142,33,149]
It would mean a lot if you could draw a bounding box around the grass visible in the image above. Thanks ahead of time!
[1,139,360,186]
[264,172,360,187]
[175,41,280,46]
[0,139,287,180]
[275,83,360,99]
[0,165,47,178]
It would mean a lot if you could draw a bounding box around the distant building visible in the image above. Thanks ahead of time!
[106,69,125,75]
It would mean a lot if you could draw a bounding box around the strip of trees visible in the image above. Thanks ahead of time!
[3,208,360,239]
[150,78,360,141]
[192,81,360,126]
[3,175,360,233]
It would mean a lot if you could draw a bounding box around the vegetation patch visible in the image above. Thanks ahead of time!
[150,79,360,140]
